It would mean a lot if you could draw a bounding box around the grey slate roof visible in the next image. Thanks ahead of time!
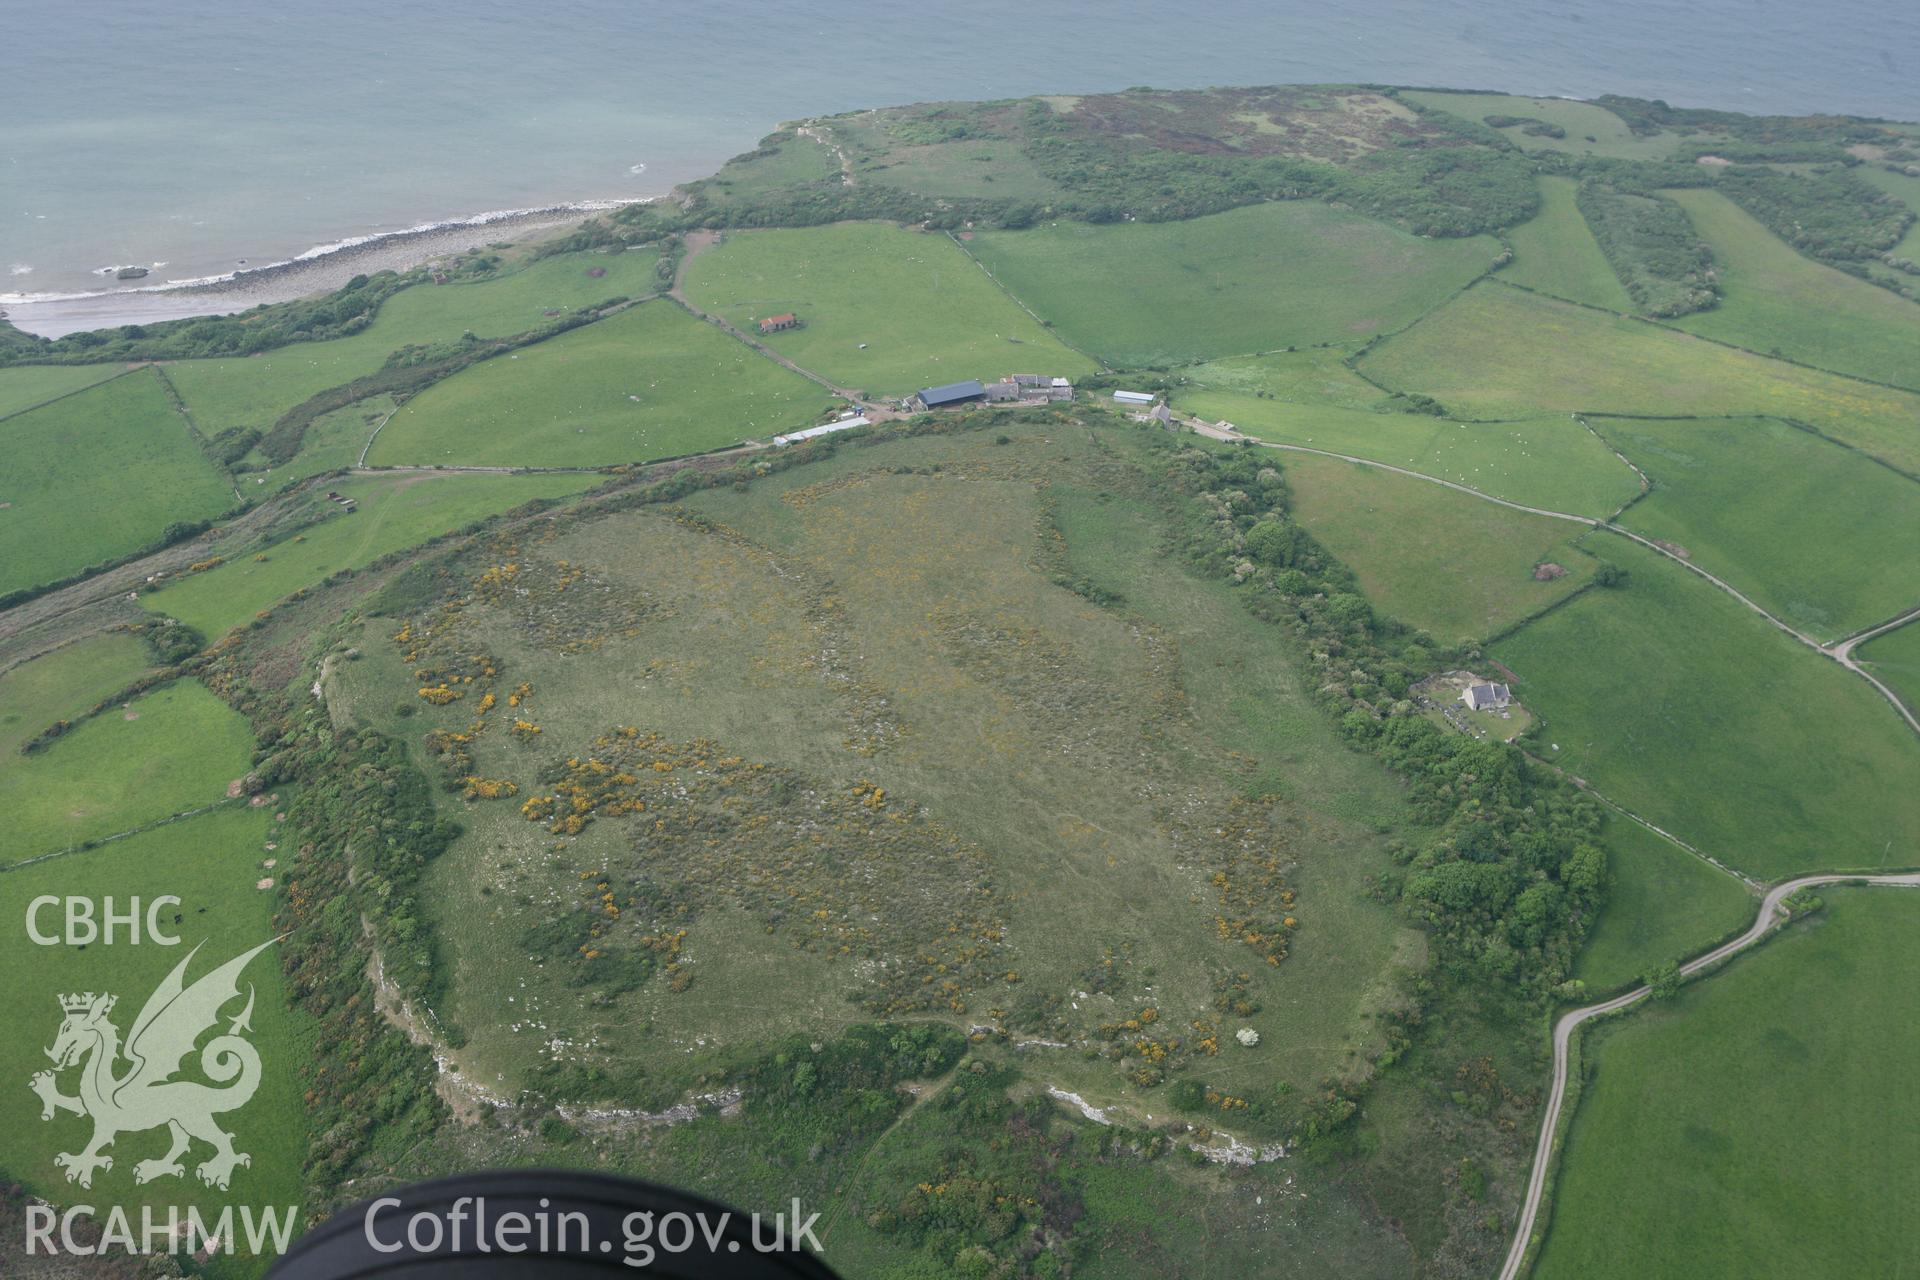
[917,380,987,407]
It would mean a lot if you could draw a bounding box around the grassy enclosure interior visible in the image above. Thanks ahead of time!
[333,423,1419,1116]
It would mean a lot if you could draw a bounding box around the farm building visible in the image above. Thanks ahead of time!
[757,313,800,334]
[1011,373,1047,388]
[1112,390,1156,405]
[984,380,1022,402]
[1048,377,1074,402]
[773,415,870,446]
[1461,683,1512,711]
[912,380,988,411]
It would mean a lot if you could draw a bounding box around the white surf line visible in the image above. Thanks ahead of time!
[1499,870,1920,1280]
[1182,417,1920,738]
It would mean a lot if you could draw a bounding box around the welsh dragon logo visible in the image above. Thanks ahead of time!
[29,939,275,1191]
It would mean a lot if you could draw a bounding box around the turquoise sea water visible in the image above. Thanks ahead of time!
[4,0,1916,299]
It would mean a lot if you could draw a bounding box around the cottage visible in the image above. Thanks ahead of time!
[1461,683,1512,712]
[1148,403,1173,425]
[1112,390,1156,405]
[757,313,800,334]
[983,380,1022,402]
[912,380,988,411]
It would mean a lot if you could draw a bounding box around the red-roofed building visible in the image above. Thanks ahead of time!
[758,313,800,334]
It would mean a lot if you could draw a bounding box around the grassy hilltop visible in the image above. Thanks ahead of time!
[1,81,1917,1280]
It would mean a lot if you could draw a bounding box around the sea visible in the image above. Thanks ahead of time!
[4,0,1916,308]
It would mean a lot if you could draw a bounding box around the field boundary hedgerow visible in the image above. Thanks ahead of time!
[1492,266,1920,402]
[0,792,250,872]
[943,229,1113,371]
[0,363,142,424]
[1191,420,1920,738]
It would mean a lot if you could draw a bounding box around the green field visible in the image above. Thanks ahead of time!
[0,678,257,861]
[1856,618,1920,715]
[1360,282,1920,475]
[1181,347,1395,409]
[0,632,155,756]
[1280,452,1597,643]
[1573,818,1756,993]
[1594,415,1920,640]
[1399,91,1681,160]
[967,202,1499,366]
[335,422,1418,1113]
[0,367,235,595]
[0,362,126,420]
[1493,541,1920,879]
[1665,188,1920,388]
[1176,389,1640,517]
[0,804,308,1271]
[680,221,1095,395]
[367,300,822,466]
[164,248,663,440]
[144,470,603,636]
[1502,176,1634,311]
[1539,889,1920,1279]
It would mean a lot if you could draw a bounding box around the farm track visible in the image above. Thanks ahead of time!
[1182,415,1920,738]
[1498,870,1920,1280]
